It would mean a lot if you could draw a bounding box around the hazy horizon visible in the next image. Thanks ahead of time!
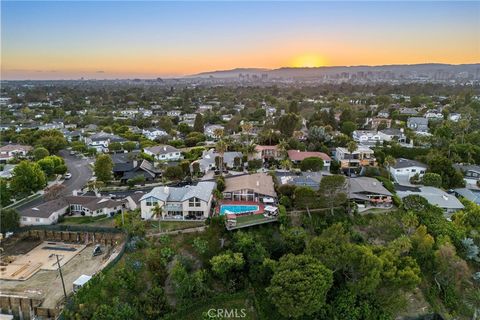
[2,1,479,80]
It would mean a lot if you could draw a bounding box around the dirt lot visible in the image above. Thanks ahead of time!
[1,236,42,256]
[1,242,86,281]
[0,241,124,309]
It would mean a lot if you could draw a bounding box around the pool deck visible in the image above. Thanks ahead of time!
[217,200,265,216]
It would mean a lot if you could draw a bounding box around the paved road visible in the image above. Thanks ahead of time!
[17,150,93,212]
[59,150,93,197]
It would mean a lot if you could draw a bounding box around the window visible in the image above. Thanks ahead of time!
[22,217,27,221]
[189,197,201,207]
[146,198,157,206]
[35,218,40,222]
[411,169,416,172]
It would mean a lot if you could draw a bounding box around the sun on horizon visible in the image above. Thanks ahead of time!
[291,54,326,68]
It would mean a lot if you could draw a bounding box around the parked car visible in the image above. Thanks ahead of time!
[64,173,72,180]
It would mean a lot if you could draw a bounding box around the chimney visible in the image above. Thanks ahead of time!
[256,181,260,187]
[164,186,169,194]
[72,189,78,196]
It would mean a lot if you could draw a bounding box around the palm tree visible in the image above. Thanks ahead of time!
[213,128,224,140]
[280,159,293,171]
[346,140,358,177]
[216,139,228,175]
[277,139,289,160]
[346,140,357,214]
[241,123,253,145]
[152,203,164,233]
[244,142,256,161]
[384,155,396,181]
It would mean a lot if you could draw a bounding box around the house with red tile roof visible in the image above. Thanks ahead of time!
[287,150,331,171]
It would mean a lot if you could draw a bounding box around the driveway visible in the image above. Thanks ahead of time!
[17,150,93,212]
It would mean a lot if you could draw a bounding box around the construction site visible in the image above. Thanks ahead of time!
[0,228,126,319]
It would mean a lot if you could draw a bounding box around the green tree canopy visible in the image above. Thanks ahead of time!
[267,254,333,318]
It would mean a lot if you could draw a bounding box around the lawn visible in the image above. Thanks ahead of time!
[231,214,277,229]
[146,220,205,233]
[59,215,116,227]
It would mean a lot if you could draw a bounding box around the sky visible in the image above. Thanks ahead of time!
[1,1,479,80]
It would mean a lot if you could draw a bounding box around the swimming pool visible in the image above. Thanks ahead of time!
[220,205,259,215]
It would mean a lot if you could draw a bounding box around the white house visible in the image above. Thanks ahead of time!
[66,196,129,217]
[204,125,225,139]
[20,198,69,226]
[454,164,480,186]
[0,144,33,162]
[144,145,182,161]
[140,182,216,220]
[389,158,427,185]
[120,109,139,118]
[448,113,461,122]
[142,128,169,141]
[167,110,182,117]
[84,132,126,153]
[424,109,443,120]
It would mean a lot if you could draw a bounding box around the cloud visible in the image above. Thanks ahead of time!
[96,70,105,73]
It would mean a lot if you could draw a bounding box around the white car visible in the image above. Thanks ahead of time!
[64,173,72,180]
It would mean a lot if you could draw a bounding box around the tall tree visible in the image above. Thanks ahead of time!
[267,254,333,318]
[94,154,113,183]
[0,208,20,232]
[318,175,347,215]
[193,113,204,133]
[10,161,47,196]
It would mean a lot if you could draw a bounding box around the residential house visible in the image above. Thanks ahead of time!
[223,173,277,203]
[113,159,161,183]
[0,164,16,179]
[20,198,69,226]
[181,113,197,121]
[397,186,464,217]
[204,125,225,139]
[334,146,376,170]
[120,109,139,118]
[197,105,213,113]
[287,150,331,171]
[399,108,418,115]
[0,144,33,162]
[407,117,429,135]
[66,195,129,217]
[378,128,408,145]
[454,164,480,186]
[254,145,283,161]
[192,149,242,174]
[84,132,126,153]
[142,128,169,141]
[62,129,82,142]
[221,114,233,122]
[448,113,461,122]
[424,109,443,120]
[144,145,182,162]
[454,188,480,205]
[38,122,64,131]
[377,111,390,118]
[389,158,427,185]
[348,177,393,209]
[140,182,216,220]
[276,171,326,190]
[367,117,392,130]
[352,130,383,145]
[167,110,182,118]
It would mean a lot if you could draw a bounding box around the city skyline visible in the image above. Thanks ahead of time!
[1,1,479,80]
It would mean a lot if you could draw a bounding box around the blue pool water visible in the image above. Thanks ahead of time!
[220,205,259,215]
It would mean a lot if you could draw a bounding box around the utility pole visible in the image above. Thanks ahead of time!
[56,255,68,301]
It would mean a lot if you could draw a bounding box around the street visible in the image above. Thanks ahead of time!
[16,150,93,212]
